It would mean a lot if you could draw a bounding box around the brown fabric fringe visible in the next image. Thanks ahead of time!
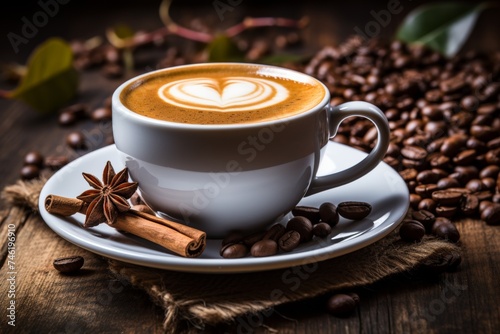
[2,177,462,333]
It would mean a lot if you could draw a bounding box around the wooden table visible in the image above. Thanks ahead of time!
[1,1,499,333]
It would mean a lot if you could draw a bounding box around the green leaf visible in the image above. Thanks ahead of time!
[112,24,135,40]
[207,35,245,62]
[106,24,135,48]
[395,2,490,57]
[9,38,78,114]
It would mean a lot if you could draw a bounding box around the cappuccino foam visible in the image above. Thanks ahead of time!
[121,64,325,125]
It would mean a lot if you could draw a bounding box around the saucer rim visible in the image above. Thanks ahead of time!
[38,143,409,273]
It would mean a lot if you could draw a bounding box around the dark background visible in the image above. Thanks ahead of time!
[2,0,500,65]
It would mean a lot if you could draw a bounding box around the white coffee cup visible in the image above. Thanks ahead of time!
[112,63,390,237]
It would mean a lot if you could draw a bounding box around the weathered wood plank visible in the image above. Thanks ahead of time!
[0,212,163,333]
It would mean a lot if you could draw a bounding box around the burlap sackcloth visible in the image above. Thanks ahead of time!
[2,177,461,333]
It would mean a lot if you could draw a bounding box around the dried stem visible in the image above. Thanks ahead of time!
[111,15,306,50]
[110,25,212,50]
[225,16,309,38]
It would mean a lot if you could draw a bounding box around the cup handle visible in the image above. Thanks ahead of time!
[306,101,390,196]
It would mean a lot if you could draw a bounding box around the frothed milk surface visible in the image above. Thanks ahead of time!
[120,64,325,124]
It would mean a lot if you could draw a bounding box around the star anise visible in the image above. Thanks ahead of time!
[76,161,138,227]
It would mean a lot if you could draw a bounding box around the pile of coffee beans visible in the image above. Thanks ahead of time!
[399,209,460,243]
[304,36,500,226]
[20,151,68,180]
[19,97,113,180]
[220,201,372,258]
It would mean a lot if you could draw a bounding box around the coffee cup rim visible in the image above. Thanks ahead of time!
[112,62,330,130]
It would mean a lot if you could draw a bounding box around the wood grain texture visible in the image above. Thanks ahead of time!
[1,1,500,333]
[0,211,164,333]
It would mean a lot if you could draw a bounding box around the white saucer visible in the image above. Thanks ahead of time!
[39,142,409,273]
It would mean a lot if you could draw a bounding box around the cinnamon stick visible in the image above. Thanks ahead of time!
[45,195,87,215]
[45,195,206,258]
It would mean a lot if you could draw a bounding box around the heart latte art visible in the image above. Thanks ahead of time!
[120,64,325,124]
[158,77,289,112]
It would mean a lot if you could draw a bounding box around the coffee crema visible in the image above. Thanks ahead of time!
[120,64,325,124]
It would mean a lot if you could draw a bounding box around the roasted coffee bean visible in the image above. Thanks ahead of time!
[493,194,500,204]
[58,110,77,126]
[386,142,401,157]
[481,204,500,225]
[471,125,496,142]
[428,154,450,169]
[487,137,500,149]
[221,243,248,258]
[262,224,286,242]
[400,168,418,182]
[417,170,440,184]
[292,206,321,224]
[461,95,479,111]
[312,222,332,237]
[410,194,422,210]
[278,230,301,252]
[437,177,461,190]
[326,294,357,317]
[91,107,112,121]
[20,165,40,180]
[432,190,463,206]
[427,138,445,153]
[418,198,437,212]
[465,179,483,192]
[337,201,372,220]
[415,184,438,198]
[432,220,460,242]
[461,194,479,215]
[481,177,496,191]
[485,148,500,164]
[404,135,428,147]
[472,114,493,126]
[479,200,494,213]
[402,158,427,169]
[66,131,86,149]
[64,103,88,118]
[453,149,476,165]
[412,210,436,232]
[399,219,425,242]
[440,135,467,157]
[435,205,458,218]
[401,145,427,160]
[23,151,44,167]
[251,239,278,257]
[53,256,84,273]
[451,167,477,184]
[422,105,443,120]
[480,165,500,179]
[242,231,266,247]
[475,191,493,202]
[286,216,313,242]
[59,104,87,125]
[466,137,487,153]
[477,103,497,115]
[45,155,68,169]
[319,202,339,226]
[446,187,471,195]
